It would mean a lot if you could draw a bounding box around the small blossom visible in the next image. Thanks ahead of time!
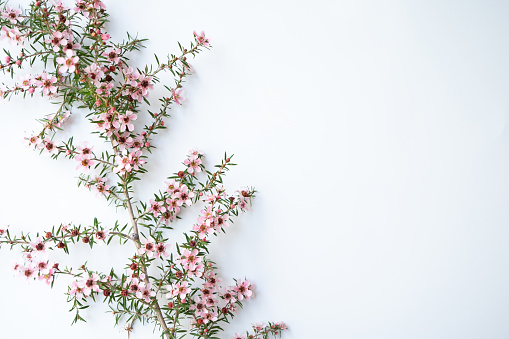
[193,31,210,47]
[172,88,184,105]
[56,49,79,74]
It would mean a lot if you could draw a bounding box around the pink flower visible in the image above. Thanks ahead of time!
[137,282,155,302]
[92,177,110,196]
[165,197,181,215]
[113,131,133,150]
[34,260,50,274]
[30,237,47,254]
[56,49,79,74]
[18,74,34,90]
[21,266,36,280]
[75,154,96,172]
[193,222,213,240]
[149,199,166,218]
[232,334,246,339]
[39,268,55,285]
[77,141,94,158]
[38,72,57,96]
[138,239,156,257]
[154,242,169,258]
[190,295,208,317]
[203,310,217,324]
[184,154,202,174]
[165,179,179,194]
[126,276,141,294]
[178,249,201,271]
[0,27,25,46]
[173,185,195,206]
[172,88,184,105]
[46,31,68,52]
[84,63,104,85]
[221,289,236,304]
[233,280,253,301]
[114,151,132,173]
[102,47,120,64]
[114,110,137,132]
[70,280,88,298]
[167,281,191,301]
[94,228,109,241]
[83,273,100,295]
[2,6,22,24]
[137,74,153,97]
[193,31,210,47]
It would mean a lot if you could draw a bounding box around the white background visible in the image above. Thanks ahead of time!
[1,0,509,338]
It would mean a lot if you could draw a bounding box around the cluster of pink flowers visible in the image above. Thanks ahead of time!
[177,248,204,277]
[122,273,156,303]
[121,66,154,102]
[234,322,288,339]
[235,187,253,212]
[74,0,106,18]
[165,269,254,331]
[10,72,59,96]
[69,273,100,299]
[138,238,169,258]
[12,239,56,285]
[0,1,285,335]
[75,142,95,172]
[193,205,229,240]
[149,179,196,224]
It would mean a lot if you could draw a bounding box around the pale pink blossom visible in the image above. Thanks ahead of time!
[30,237,47,254]
[184,154,202,174]
[190,295,208,317]
[154,242,169,258]
[172,88,184,105]
[70,280,88,298]
[149,199,166,218]
[77,141,94,158]
[46,31,68,52]
[56,49,79,74]
[173,185,195,206]
[193,31,210,47]
[84,63,104,85]
[102,47,120,64]
[38,268,55,285]
[138,239,156,257]
[75,154,96,172]
[18,74,34,90]
[38,72,57,96]
[1,26,25,45]
[83,273,100,295]
[233,280,253,301]
[178,249,201,271]
[137,74,153,97]
[2,6,22,24]
[137,282,155,302]
[114,110,137,132]
[167,281,191,301]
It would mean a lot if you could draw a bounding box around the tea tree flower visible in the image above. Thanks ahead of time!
[56,49,79,74]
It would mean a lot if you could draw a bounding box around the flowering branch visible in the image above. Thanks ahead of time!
[0,1,286,338]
